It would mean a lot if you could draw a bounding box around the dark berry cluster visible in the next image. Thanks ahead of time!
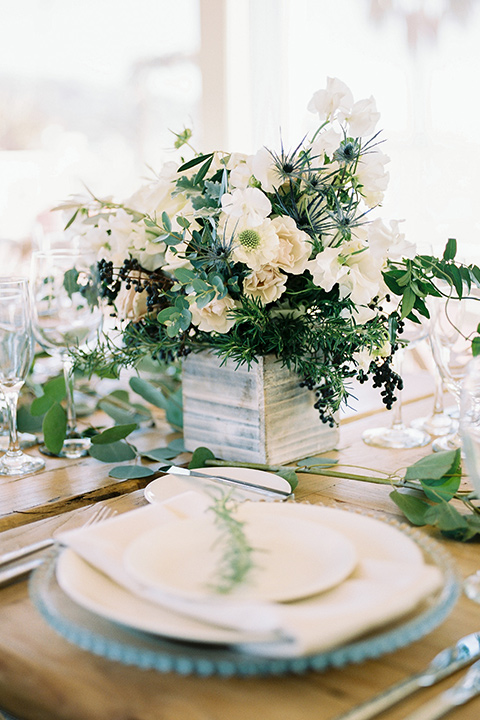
[98,257,174,311]
[370,357,403,410]
[299,376,337,427]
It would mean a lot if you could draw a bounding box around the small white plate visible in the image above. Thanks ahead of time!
[144,466,292,504]
[123,504,358,603]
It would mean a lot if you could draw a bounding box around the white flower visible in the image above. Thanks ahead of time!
[221,186,271,227]
[189,295,239,334]
[367,218,416,262]
[250,147,283,193]
[230,218,280,271]
[89,209,146,266]
[356,151,390,207]
[339,96,380,138]
[115,277,149,323]
[271,216,311,274]
[309,126,342,160]
[306,246,348,292]
[307,77,353,122]
[243,266,287,304]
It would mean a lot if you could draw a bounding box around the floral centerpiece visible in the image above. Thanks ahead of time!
[62,77,479,429]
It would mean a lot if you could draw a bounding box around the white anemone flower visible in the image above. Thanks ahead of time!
[230,218,280,271]
[221,186,272,227]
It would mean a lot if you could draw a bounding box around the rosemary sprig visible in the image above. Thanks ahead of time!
[208,492,256,594]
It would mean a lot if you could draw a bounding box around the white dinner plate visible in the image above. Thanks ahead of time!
[123,505,358,603]
[143,466,292,504]
[55,503,440,649]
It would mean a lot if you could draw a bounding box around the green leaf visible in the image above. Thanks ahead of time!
[174,267,196,284]
[31,393,55,417]
[43,402,67,455]
[389,490,431,525]
[194,156,213,184]
[63,268,80,297]
[161,211,172,232]
[165,387,183,430]
[400,287,416,319]
[139,447,179,462]
[189,446,215,468]
[108,465,155,479]
[297,456,339,469]
[16,405,43,433]
[167,437,187,454]
[275,467,298,491]
[443,238,457,261]
[404,449,460,481]
[90,423,138,445]
[177,153,214,172]
[88,440,137,463]
[156,307,176,324]
[129,376,168,409]
[472,336,480,357]
[43,375,66,401]
[420,474,461,502]
[426,500,468,532]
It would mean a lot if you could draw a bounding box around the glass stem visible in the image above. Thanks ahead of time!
[63,356,77,438]
[432,364,445,416]
[391,349,405,430]
[3,387,21,454]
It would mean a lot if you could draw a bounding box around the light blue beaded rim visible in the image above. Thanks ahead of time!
[29,517,460,677]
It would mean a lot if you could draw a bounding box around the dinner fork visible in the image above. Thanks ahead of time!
[0,505,114,587]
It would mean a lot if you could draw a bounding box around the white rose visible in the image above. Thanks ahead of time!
[221,187,272,227]
[190,295,239,334]
[115,279,149,323]
[339,96,380,138]
[230,217,280,271]
[243,266,287,304]
[271,216,311,274]
[356,151,390,208]
[307,77,354,122]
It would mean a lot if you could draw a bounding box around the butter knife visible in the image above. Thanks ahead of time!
[403,659,480,720]
[333,632,480,720]
[166,465,294,501]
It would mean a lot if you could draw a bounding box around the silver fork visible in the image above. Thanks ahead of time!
[0,505,114,587]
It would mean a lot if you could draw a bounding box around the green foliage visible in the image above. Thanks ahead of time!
[42,403,67,455]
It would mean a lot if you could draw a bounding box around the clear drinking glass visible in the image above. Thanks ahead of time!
[30,250,103,458]
[429,294,477,452]
[0,278,45,475]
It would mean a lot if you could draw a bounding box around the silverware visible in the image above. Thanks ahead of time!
[333,632,480,720]
[166,465,294,501]
[403,659,480,720]
[0,505,114,587]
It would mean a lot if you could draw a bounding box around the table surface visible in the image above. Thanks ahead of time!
[1,383,479,720]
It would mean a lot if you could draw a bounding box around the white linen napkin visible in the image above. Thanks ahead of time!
[57,494,444,658]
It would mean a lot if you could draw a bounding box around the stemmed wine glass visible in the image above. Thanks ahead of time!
[0,278,45,476]
[362,321,431,449]
[30,250,103,458]
[429,294,477,452]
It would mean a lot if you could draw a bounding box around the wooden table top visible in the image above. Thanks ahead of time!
[1,386,479,720]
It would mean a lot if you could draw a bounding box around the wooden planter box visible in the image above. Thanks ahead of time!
[182,351,339,464]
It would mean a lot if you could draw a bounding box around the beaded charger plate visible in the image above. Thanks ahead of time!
[29,509,460,677]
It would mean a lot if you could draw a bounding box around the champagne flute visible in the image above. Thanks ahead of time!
[0,278,45,476]
[429,294,477,452]
[30,250,103,458]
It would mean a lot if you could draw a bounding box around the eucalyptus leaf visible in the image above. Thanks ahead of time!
[165,388,183,430]
[88,440,137,463]
[16,405,44,433]
[43,374,66,401]
[139,447,179,462]
[168,437,187,454]
[189,446,215,468]
[275,467,298,491]
[31,393,55,417]
[389,490,431,526]
[43,402,67,455]
[129,376,168,410]
[90,423,138,445]
[404,449,460,481]
[108,465,155,479]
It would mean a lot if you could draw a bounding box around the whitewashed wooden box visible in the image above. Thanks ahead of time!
[182,351,339,464]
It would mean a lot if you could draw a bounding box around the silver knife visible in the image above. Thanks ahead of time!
[403,659,480,720]
[333,632,480,720]
[166,465,294,501]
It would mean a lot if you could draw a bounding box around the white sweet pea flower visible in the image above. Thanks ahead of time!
[250,147,283,193]
[221,187,271,227]
[306,246,349,292]
[243,266,287,304]
[230,218,280,271]
[89,209,146,266]
[271,216,311,274]
[309,126,342,161]
[307,77,353,122]
[356,151,390,208]
[190,295,239,334]
[367,218,416,262]
[339,96,380,138]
